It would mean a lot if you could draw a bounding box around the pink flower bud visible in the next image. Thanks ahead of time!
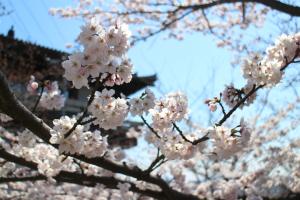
[31,82,39,90]
[209,103,217,112]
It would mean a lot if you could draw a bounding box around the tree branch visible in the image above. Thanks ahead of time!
[144,149,165,174]
[216,84,262,126]
[182,0,300,17]
[141,116,161,139]
[173,122,209,145]
[0,175,45,183]
[31,84,44,113]
[0,147,167,200]
[0,71,51,142]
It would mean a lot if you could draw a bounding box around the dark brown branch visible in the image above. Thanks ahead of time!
[201,9,214,34]
[242,1,246,23]
[172,122,193,143]
[173,123,209,145]
[190,133,210,145]
[152,158,168,172]
[56,171,166,199]
[0,173,165,200]
[217,100,227,116]
[32,85,44,113]
[73,159,84,174]
[0,147,167,200]
[0,147,37,169]
[80,117,97,125]
[281,49,300,71]
[141,116,161,139]
[0,175,45,183]
[291,60,300,64]
[145,149,165,174]
[0,71,51,142]
[217,84,262,126]
[133,8,194,44]
[71,154,199,200]
[181,0,300,17]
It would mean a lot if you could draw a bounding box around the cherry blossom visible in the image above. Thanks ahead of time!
[50,116,108,157]
[209,124,251,159]
[39,81,65,110]
[242,34,300,87]
[129,88,155,116]
[89,89,129,130]
[149,91,188,132]
[62,17,133,89]
[26,75,39,94]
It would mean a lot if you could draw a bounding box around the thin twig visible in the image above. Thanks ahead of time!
[151,158,168,171]
[201,9,214,34]
[172,122,193,143]
[64,77,101,139]
[80,117,97,125]
[132,8,194,44]
[31,85,44,113]
[73,159,84,174]
[141,116,161,139]
[144,149,165,174]
[216,84,262,126]
[172,122,209,145]
[291,60,300,63]
[217,100,227,116]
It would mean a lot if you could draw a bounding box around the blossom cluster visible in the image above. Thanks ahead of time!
[210,120,251,159]
[129,88,155,116]
[145,130,205,160]
[26,75,39,94]
[116,183,133,199]
[0,162,15,177]
[242,33,300,87]
[89,89,129,130]
[0,113,12,123]
[205,97,218,112]
[31,145,73,178]
[39,81,66,110]
[50,116,108,157]
[221,83,256,108]
[18,129,37,148]
[14,135,74,178]
[149,91,188,132]
[62,17,133,89]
